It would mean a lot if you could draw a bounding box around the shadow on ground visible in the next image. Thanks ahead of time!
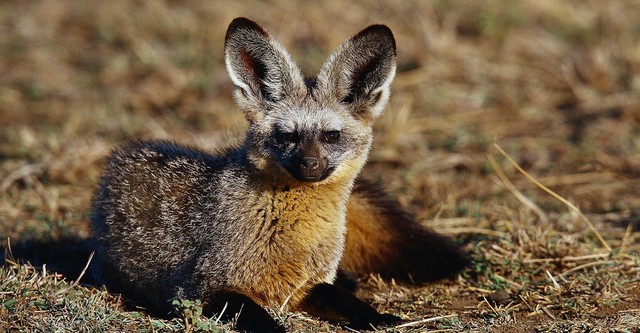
[3,237,95,284]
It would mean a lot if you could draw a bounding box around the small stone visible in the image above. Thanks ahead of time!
[488,289,511,305]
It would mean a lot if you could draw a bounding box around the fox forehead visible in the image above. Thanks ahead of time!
[270,107,348,132]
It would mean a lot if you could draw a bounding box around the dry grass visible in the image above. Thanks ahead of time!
[1,0,640,332]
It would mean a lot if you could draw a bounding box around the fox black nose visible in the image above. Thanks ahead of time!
[300,157,319,171]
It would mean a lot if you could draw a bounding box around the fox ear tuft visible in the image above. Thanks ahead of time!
[225,17,268,39]
[224,17,305,120]
[318,24,397,120]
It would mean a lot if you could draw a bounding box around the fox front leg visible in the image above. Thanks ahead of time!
[202,289,285,333]
[299,283,401,330]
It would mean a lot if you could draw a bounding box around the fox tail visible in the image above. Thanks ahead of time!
[340,179,469,284]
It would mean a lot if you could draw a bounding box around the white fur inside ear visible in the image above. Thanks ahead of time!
[225,57,252,95]
[368,63,396,118]
[225,54,262,110]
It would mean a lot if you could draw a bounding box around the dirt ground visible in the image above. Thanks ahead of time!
[1,1,640,332]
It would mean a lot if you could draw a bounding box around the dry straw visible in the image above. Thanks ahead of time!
[493,143,612,253]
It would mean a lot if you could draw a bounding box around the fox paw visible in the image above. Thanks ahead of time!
[347,312,402,330]
[377,313,402,325]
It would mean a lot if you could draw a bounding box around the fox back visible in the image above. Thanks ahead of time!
[91,18,403,332]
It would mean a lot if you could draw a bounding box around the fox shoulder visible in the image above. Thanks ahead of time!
[340,178,469,283]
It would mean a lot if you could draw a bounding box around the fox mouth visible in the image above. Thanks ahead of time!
[289,166,335,183]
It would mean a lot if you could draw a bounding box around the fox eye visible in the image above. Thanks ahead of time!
[278,131,299,143]
[323,131,341,143]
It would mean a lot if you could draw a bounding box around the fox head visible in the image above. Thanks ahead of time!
[224,18,396,185]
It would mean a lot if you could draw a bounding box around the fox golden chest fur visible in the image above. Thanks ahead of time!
[91,18,467,333]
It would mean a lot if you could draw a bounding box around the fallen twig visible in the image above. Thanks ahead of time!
[395,313,458,328]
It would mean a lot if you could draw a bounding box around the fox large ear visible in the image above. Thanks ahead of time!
[224,18,306,120]
[317,25,397,120]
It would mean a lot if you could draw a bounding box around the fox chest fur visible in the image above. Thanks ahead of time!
[223,179,349,306]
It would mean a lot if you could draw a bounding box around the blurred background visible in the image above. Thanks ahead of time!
[1,1,640,330]
[2,0,639,238]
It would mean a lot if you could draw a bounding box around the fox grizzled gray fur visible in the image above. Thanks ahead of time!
[91,17,467,332]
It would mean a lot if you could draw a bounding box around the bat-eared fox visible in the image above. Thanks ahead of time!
[91,17,468,333]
